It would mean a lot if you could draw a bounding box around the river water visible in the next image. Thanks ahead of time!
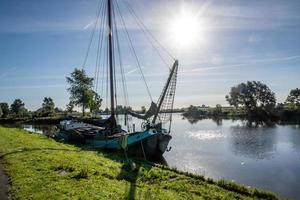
[21,113,300,199]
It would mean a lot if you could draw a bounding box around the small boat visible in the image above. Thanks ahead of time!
[57,0,178,159]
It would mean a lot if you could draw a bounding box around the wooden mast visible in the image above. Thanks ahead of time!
[107,0,115,118]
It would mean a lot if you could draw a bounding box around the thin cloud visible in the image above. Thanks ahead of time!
[183,54,300,74]
[125,66,146,75]
[0,67,18,79]
[253,55,300,63]
[0,84,66,90]
[82,20,95,30]
[0,75,64,81]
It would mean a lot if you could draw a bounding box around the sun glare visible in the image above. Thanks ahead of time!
[170,12,204,48]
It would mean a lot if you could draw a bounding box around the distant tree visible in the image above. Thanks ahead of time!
[115,105,131,114]
[213,104,222,116]
[10,99,28,117]
[66,68,94,117]
[41,97,55,116]
[54,107,63,113]
[183,105,203,118]
[141,106,146,114]
[0,106,3,118]
[216,104,222,110]
[104,107,110,114]
[0,103,10,118]
[285,88,300,109]
[226,81,276,118]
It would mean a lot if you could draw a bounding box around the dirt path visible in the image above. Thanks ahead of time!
[0,162,9,200]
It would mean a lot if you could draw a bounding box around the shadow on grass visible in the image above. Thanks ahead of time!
[117,161,141,200]
[98,150,167,199]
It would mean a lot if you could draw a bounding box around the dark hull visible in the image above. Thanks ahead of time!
[127,133,172,159]
[55,129,172,160]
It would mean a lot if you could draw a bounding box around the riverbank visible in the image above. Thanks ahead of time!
[0,116,103,126]
[0,126,278,199]
[182,105,300,125]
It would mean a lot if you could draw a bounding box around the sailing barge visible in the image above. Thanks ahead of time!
[57,0,179,159]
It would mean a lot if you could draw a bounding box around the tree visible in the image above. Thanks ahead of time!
[182,105,204,118]
[66,68,94,116]
[285,88,300,109]
[226,81,276,117]
[41,97,55,116]
[10,99,27,117]
[213,104,222,116]
[66,101,75,113]
[103,107,110,114]
[0,103,10,118]
[0,106,3,118]
[55,107,63,113]
[89,92,102,115]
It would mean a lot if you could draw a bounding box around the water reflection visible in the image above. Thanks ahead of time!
[229,126,277,160]
[23,124,57,137]
[289,127,300,158]
[185,117,202,124]
[185,130,225,141]
[185,116,224,126]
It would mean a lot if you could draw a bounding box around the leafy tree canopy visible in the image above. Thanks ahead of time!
[10,99,28,117]
[285,88,300,109]
[89,92,102,115]
[0,106,3,118]
[0,103,10,117]
[226,81,276,112]
[66,68,100,116]
[41,97,55,116]
[66,101,75,113]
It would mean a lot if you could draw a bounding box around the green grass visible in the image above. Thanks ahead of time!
[0,126,279,199]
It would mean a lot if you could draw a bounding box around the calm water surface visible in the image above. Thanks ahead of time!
[22,113,300,199]
[165,115,300,199]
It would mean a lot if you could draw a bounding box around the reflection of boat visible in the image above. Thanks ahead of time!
[57,0,178,159]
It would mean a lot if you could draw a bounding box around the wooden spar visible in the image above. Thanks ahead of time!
[152,60,178,124]
[108,0,115,117]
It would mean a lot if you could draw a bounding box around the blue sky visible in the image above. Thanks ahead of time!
[0,0,300,110]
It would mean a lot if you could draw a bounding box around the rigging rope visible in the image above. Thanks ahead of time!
[113,2,130,108]
[100,2,108,98]
[113,0,132,131]
[94,0,107,92]
[83,0,178,130]
[124,1,176,62]
[82,0,103,69]
[115,0,153,102]
[124,1,173,70]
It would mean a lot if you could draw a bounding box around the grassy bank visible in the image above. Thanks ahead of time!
[0,127,279,199]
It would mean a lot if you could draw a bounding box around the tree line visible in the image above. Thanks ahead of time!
[0,97,57,119]
[0,68,101,119]
[183,81,300,124]
[1,68,299,123]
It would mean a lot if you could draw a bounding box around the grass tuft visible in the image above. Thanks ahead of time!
[73,168,89,180]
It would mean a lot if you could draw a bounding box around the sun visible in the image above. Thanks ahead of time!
[169,12,204,48]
